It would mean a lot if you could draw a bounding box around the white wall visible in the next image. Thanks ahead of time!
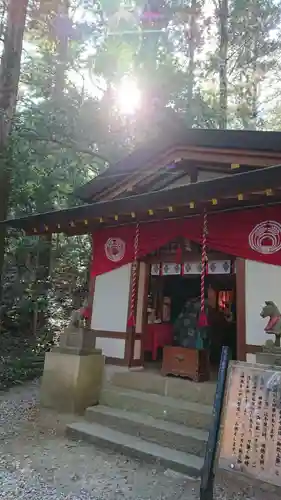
[136,262,147,334]
[134,339,141,360]
[95,338,126,359]
[91,264,132,332]
[245,260,281,349]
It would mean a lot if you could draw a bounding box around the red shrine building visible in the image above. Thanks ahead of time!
[5,126,281,377]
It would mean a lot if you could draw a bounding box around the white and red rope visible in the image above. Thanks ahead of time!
[198,210,208,326]
[127,223,140,327]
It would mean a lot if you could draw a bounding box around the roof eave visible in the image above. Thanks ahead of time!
[2,163,281,233]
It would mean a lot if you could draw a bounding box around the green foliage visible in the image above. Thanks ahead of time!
[0,332,45,389]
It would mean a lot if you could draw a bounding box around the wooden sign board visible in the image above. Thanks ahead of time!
[219,361,281,487]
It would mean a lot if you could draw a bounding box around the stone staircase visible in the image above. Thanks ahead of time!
[66,369,216,478]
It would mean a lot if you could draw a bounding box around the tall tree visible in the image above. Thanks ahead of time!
[228,0,281,129]
[217,0,228,128]
[174,0,208,126]
[0,0,29,287]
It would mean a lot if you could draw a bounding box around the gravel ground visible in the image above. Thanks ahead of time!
[0,380,280,500]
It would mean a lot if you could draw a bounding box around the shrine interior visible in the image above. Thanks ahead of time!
[144,248,237,372]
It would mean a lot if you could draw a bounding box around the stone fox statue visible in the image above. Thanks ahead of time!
[69,298,88,329]
[260,301,281,347]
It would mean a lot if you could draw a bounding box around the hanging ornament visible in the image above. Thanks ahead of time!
[127,223,140,328]
[198,210,208,327]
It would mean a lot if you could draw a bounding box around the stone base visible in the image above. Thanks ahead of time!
[59,326,96,352]
[256,351,281,367]
[40,348,104,414]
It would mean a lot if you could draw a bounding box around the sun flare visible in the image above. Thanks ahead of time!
[116,78,141,115]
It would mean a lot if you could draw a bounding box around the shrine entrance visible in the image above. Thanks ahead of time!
[142,240,237,376]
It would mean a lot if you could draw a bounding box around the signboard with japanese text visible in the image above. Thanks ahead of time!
[219,361,281,487]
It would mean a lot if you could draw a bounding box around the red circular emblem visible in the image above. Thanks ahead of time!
[104,237,126,262]
[248,220,281,255]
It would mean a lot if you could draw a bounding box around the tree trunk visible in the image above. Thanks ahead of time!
[53,1,69,100]
[35,234,53,334]
[218,0,228,129]
[186,0,197,126]
[33,0,70,335]
[250,24,259,130]
[0,0,29,288]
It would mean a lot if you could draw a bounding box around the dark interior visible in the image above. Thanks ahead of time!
[147,274,237,365]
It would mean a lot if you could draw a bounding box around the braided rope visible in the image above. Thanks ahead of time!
[200,210,208,314]
[128,223,140,327]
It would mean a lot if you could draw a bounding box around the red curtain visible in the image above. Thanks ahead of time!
[91,206,281,276]
[91,219,183,276]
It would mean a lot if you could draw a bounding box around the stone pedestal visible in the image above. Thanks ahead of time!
[256,342,281,366]
[40,327,104,414]
[59,327,96,352]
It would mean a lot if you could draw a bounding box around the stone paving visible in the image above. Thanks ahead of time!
[0,380,280,500]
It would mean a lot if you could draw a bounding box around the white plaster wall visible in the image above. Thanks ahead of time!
[95,338,126,359]
[91,264,132,332]
[245,260,281,347]
[136,262,147,334]
[134,339,141,360]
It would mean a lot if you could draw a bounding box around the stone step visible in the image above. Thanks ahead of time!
[106,370,216,406]
[66,420,204,478]
[85,405,208,456]
[100,387,212,430]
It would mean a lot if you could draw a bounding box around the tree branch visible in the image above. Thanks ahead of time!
[18,132,109,165]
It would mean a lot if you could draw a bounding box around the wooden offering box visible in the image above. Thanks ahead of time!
[161,346,210,382]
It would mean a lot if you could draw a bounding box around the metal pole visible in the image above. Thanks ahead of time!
[200,346,230,500]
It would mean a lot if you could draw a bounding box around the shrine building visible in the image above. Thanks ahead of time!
[4,126,281,376]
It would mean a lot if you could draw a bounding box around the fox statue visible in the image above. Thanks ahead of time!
[260,301,281,347]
